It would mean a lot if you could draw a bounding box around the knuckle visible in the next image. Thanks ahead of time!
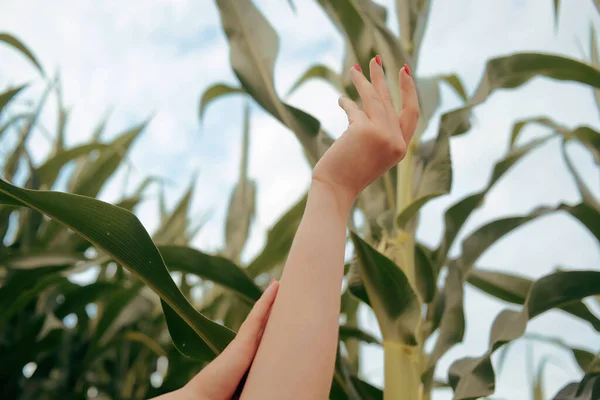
[391,140,406,158]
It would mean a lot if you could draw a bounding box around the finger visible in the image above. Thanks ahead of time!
[369,56,398,132]
[338,96,366,124]
[184,281,279,397]
[398,63,420,143]
[350,64,387,124]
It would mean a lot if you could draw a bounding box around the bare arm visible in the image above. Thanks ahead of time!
[240,57,420,400]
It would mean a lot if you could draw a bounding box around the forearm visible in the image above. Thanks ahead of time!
[240,179,353,400]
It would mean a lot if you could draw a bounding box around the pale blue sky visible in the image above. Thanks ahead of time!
[1,0,599,399]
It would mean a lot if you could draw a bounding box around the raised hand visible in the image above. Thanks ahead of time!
[312,56,420,205]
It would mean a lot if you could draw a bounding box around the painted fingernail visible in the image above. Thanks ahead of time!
[375,55,382,67]
[353,63,362,72]
[403,63,411,77]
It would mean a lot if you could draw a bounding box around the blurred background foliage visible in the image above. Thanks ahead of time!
[0,1,599,399]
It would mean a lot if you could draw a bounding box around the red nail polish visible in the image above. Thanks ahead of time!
[375,55,381,66]
[404,63,411,77]
[353,64,362,72]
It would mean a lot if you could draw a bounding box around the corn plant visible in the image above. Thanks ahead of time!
[199,1,600,399]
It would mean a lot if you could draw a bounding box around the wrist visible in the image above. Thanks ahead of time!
[309,176,356,219]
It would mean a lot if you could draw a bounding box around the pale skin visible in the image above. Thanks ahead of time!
[155,56,420,400]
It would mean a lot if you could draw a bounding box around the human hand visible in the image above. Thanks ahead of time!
[153,280,279,400]
[312,56,420,205]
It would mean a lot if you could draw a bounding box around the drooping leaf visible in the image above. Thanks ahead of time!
[440,74,468,102]
[450,270,600,399]
[552,373,600,400]
[434,135,555,269]
[350,232,420,343]
[247,194,307,277]
[339,325,381,345]
[561,141,600,210]
[524,333,600,373]
[457,203,600,275]
[0,178,235,357]
[215,0,325,164]
[198,83,245,122]
[0,33,44,75]
[440,53,600,138]
[158,245,262,303]
[508,117,599,163]
[287,64,344,97]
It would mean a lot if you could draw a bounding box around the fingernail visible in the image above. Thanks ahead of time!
[375,55,382,67]
[403,63,411,77]
[353,63,362,72]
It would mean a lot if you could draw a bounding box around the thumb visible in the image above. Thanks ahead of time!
[338,96,365,124]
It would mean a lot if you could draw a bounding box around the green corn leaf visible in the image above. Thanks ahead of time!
[468,268,600,331]
[350,232,420,343]
[70,122,146,197]
[225,103,256,262]
[426,265,464,369]
[339,324,381,345]
[0,113,31,142]
[456,202,600,275]
[591,26,600,115]
[414,243,436,303]
[553,0,560,30]
[449,270,600,399]
[440,74,468,102]
[55,282,121,318]
[561,141,600,210]
[0,85,28,118]
[3,82,53,181]
[347,257,371,306]
[395,0,432,60]
[286,64,344,97]
[552,373,600,400]
[397,117,452,229]
[0,178,236,358]
[36,143,108,188]
[440,53,600,138]
[53,75,68,153]
[0,250,85,270]
[508,117,599,163]
[162,299,217,361]
[158,245,262,303]
[247,194,307,277]
[0,268,66,327]
[198,83,245,122]
[153,178,194,245]
[0,33,44,75]
[524,333,600,373]
[215,0,325,164]
[434,135,555,270]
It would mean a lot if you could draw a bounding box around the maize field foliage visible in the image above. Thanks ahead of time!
[1,0,600,399]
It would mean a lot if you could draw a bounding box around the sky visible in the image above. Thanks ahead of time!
[1,0,600,399]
